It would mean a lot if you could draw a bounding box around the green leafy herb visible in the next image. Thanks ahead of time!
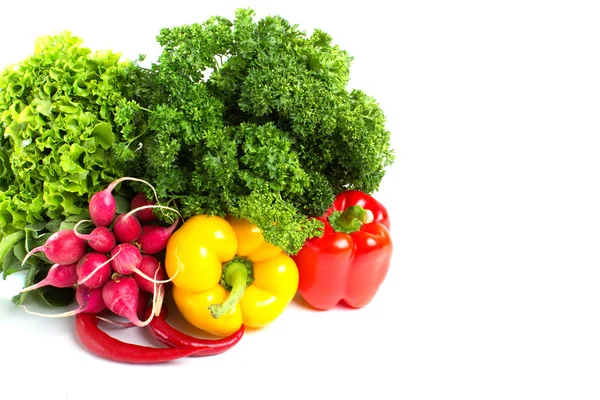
[127,8,394,255]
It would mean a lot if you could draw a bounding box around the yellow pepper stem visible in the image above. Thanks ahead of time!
[209,258,254,319]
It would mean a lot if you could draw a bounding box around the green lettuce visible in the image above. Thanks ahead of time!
[0,31,143,235]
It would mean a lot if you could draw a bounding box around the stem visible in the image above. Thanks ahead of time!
[20,304,81,318]
[139,106,152,113]
[328,205,374,234]
[153,284,165,317]
[19,277,49,293]
[208,259,253,319]
[106,177,160,206]
[124,128,149,148]
[95,316,135,327]
[133,266,178,284]
[20,245,44,267]
[72,219,92,241]
[125,204,183,224]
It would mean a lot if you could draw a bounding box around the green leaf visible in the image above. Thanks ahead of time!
[2,247,21,278]
[38,286,76,307]
[32,97,53,117]
[91,122,115,149]
[24,222,50,252]
[114,193,131,214]
[17,105,36,124]
[59,213,90,231]
[12,264,39,306]
[45,219,62,233]
[12,240,26,262]
[60,150,87,175]
[0,231,25,263]
[25,222,47,232]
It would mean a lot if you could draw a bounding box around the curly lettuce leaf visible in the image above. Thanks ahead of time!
[0,31,144,234]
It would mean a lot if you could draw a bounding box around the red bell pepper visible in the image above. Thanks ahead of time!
[292,190,393,310]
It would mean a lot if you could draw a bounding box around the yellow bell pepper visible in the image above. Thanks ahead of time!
[165,214,299,337]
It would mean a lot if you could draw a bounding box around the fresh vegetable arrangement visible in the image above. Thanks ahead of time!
[0,8,395,364]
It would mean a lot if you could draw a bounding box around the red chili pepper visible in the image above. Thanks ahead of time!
[74,313,198,363]
[145,304,244,357]
[292,190,393,310]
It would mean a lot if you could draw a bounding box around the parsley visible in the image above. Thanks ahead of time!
[126,8,394,255]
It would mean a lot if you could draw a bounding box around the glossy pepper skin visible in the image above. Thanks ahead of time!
[74,313,199,364]
[165,215,299,337]
[292,190,393,310]
[145,304,244,357]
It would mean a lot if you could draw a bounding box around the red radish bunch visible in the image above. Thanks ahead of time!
[20,177,182,327]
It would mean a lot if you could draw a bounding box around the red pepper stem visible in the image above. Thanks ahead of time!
[329,205,374,234]
[209,258,253,319]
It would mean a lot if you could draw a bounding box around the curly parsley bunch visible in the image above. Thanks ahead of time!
[127,8,395,255]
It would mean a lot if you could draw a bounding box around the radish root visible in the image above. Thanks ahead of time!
[20,304,82,319]
[72,219,92,240]
[134,262,179,285]
[107,177,160,206]
[20,245,44,267]
[124,204,184,224]
[95,316,135,327]
[151,267,165,317]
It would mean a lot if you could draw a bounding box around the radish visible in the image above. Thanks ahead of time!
[21,229,86,267]
[123,204,183,255]
[134,255,164,294]
[130,193,157,223]
[101,276,156,327]
[73,219,116,253]
[75,285,107,314]
[113,214,142,243]
[76,252,114,288]
[110,243,175,284]
[21,285,105,318]
[110,243,142,276]
[137,218,180,255]
[96,289,151,327]
[97,271,161,327]
[19,263,78,293]
[88,177,159,227]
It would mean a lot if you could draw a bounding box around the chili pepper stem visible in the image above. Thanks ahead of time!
[329,205,374,234]
[209,259,253,319]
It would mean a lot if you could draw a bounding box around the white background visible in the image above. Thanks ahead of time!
[0,0,599,399]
